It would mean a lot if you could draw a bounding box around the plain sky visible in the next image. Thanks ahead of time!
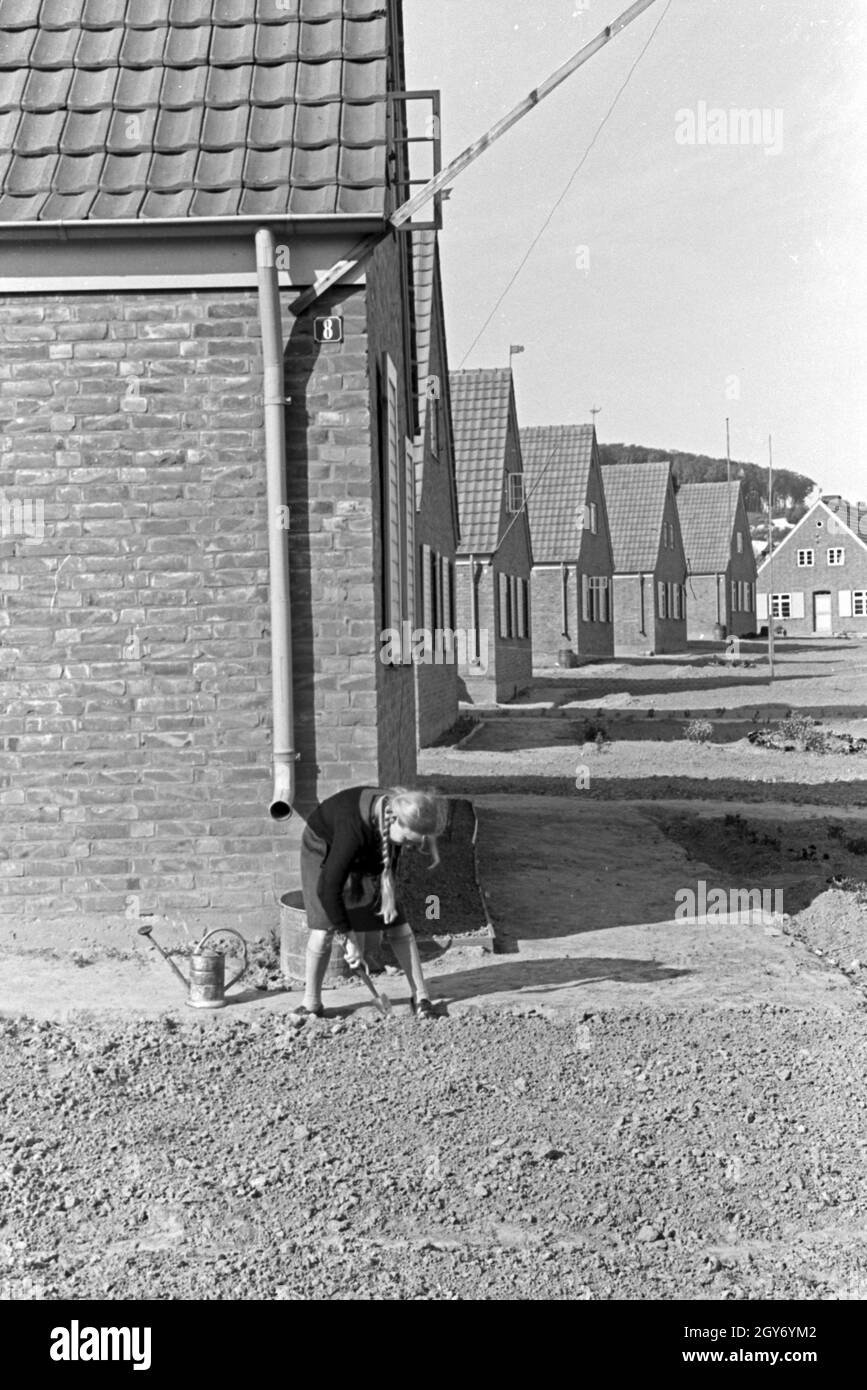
[403,0,867,501]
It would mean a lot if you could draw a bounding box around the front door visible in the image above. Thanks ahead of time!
[814,591,832,634]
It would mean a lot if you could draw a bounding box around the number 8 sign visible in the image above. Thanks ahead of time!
[314,315,344,344]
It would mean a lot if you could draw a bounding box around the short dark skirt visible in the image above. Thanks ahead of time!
[300,824,406,934]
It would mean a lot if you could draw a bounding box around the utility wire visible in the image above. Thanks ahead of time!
[459,0,674,368]
[491,443,561,559]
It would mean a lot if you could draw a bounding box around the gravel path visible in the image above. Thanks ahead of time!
[3,1001,867,1302]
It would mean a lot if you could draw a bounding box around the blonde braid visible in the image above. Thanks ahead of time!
[378,797,399,924]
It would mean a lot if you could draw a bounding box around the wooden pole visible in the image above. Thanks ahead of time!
[390,0,660,228]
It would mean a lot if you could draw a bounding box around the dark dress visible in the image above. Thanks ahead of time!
[301,786,405,935]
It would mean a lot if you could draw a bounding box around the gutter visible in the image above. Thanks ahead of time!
[0,214,383,235]
[255,227,296,822]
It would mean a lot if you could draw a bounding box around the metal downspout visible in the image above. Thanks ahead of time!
[255,228,296,821]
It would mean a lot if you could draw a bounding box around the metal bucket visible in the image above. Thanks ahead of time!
[280,890,349,989]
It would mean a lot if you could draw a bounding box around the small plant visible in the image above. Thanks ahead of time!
[844,837,867,857]
[685,719,714,743]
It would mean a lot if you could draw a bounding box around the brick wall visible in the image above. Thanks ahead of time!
[531,566,569,668]
[611,574,650,655]
[685,573,722,639]
[0,246,417,938]
[0,288,283,936]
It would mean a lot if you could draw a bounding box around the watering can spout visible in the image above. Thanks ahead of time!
[137,924,190,992]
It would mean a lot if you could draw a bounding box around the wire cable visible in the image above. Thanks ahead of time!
[459,0,674,368]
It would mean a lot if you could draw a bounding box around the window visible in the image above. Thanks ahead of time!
[797,549,814,567]
[731,580,738,613]
[507,473,523,513]
[736,531,744,554]
[658,581,668,619]
[586,501,598,535]
[672,583,683,620]
[771,594,791,619]
[828,548,845,565]
[854,592,867,617]
[588,575,609,622]
[428,401,439,459]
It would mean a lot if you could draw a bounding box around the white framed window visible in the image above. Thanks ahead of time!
[854,591,867,617]
[507,473,523,513]
[797,549,814,567]
[673,583,683,620]
[771,594,791,619]
[730,580,738,613]
[586,501,598,535]
[658,580,668,619]
[736,531,744,554]
[588,575,609,622]
[828,548,845,565]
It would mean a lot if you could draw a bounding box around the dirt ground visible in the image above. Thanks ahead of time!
[2,642,867,1301]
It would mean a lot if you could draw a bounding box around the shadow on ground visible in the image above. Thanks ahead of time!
[431,956,690,1002]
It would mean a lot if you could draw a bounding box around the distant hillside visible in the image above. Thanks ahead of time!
[598,443,816,524]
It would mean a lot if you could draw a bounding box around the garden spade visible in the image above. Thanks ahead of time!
[339,934,392,1018]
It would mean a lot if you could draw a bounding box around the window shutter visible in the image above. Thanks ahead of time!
[757,591,768,621]
[384,355,402,638]
[581,573,590,622]
[404,438,416,642]
[839,590,853,617]
[442,559,451,634]
[421,544,432,631]
[790,592,805,619]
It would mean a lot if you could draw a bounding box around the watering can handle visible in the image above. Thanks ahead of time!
[196,929,248,991]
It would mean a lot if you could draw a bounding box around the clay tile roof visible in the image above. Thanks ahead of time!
[449,368,518,555]
[600,461,673,573]
[520,424,595,563]
[0,0,391,223]
[676,481,744,573]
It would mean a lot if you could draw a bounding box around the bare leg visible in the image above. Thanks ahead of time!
[304,929,333,1012]
[384,922,429,1003]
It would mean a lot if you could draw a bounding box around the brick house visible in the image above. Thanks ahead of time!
[756,498,867,636]
[600,461,687,655]
[0,0,434,938]
[677,481,757,639]
[520,423,614,667]
[449,368,533,703]
[410,229,460,746]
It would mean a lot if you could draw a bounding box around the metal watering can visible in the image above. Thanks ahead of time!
[138,925,248,1009]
